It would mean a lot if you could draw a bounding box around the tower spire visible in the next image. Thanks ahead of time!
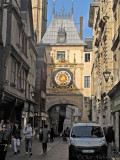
[53,0,55,18]
[71,0,74,18]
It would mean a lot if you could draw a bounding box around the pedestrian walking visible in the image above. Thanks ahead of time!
[23,121,35,157]
[42,124,48,154]
[105,124,115,159]
[6,119,13,148]
[103,127,107,135]
[0,119,5,131]
[50,128,54,142]
[64,127,70,141]
[0,124,10,160]
[12,121,21,154]
[34,123,39,140]
[39,127,43,142]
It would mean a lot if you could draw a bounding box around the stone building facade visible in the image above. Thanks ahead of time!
[34,46,47,127]
[108,0,120,151]
[89,0,113,127]
[0,0,38,128]
[89,0,120,150]
[83,38,93,121]
[31,0,48,43]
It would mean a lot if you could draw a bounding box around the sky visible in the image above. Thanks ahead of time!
[47,0,93,41]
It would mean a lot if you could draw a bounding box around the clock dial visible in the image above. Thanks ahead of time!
[53,69,73,87]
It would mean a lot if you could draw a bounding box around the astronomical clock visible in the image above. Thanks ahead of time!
[53,68,73,88]
[49,50,77,93]
[50,67,75,93]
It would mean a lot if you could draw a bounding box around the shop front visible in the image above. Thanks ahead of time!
[108,81,120,151]
[34,111,49,128]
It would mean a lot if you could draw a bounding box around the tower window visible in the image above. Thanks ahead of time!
[85,53,90,62]
[84,76,90,88]
[57,51,65,60]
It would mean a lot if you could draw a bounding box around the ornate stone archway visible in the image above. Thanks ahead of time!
[46,94,83,113]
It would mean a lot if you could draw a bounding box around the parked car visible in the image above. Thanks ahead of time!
[68,121,107,160]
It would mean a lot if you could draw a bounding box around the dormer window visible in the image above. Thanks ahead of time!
[57,28,66,43]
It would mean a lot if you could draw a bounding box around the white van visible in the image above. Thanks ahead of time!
[69,122,107,160]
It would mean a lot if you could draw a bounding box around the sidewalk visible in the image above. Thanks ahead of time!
[6,138,60,160]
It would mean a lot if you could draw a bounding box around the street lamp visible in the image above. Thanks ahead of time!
[103,70,111,83]
[31,91,35,98]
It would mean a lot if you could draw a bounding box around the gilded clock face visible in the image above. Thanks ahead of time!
[53,69,73,87]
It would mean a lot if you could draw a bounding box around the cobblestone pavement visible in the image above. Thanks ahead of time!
[39,140,68,160]
[6,138,68,160]
[6,138,120,160]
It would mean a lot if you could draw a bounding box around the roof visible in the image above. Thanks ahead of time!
[40,17,86,46]
[84,38,93,51]
[89,1,99,27]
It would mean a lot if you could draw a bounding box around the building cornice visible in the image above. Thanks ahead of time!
[108,81,120,99]
[37,43,86,47]
[89,1,99,27]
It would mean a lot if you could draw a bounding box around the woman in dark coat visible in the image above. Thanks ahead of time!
[0,124,10,160]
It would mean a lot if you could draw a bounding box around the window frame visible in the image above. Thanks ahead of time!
[84,76,90,88]
[56,51,66,60]
[85,53,90,62]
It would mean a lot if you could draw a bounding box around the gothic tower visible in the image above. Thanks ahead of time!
[31,0,47,42]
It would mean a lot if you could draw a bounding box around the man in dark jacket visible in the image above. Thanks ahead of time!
[0,124,10,160]
[64,127,70,141]
[105,124,115,159]
[6,119,13,148]
[12,121,21,154]
[42,125,48,154]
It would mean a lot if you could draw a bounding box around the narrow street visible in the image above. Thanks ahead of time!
[0,0,120,159]
[6,137,120,160]
[6,138,68,160]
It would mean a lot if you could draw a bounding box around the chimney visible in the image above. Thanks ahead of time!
[80,16,83,40]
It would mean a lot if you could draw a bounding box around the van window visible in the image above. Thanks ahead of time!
[71,126,103,138]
